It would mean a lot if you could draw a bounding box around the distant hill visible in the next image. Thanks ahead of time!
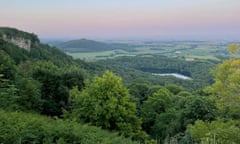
[56,39,112,52]
[56,39,137,52]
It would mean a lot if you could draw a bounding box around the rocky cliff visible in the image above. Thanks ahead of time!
[0,27,40,51]
[1,34,31,51]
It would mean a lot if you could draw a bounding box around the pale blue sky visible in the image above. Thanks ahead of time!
[1,0,240,40]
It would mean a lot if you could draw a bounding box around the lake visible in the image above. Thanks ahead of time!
[152,73,192,80]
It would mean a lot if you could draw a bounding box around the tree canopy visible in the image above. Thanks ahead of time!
[69,71,146,139]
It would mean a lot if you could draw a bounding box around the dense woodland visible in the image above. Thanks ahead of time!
[96,55,217,91]
[1,28,240,144]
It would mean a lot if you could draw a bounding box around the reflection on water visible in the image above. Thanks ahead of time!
[152,73,192,80]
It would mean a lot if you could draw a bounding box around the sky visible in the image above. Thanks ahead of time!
[1,0,240,40]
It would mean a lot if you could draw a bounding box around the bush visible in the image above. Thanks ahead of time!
[0,109,137,144]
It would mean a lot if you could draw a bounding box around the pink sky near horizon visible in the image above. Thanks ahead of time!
[1,0,240,40]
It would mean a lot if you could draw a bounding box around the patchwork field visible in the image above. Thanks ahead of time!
[66,41,235,61]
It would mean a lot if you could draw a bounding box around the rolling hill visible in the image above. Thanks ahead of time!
[56,38,137,52]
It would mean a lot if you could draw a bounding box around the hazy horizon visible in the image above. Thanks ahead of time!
[1,0,240,41]
[40,35,240,42]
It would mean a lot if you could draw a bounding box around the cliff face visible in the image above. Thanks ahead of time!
[0,27,40,51]
[1,34,31,51]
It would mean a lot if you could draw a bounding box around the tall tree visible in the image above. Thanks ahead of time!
[0,51,18,110]
[69,71,145,139]
[141,88,173,135]
[208,44,240,118]
[31,61,70,116]
[188,44,240,143]
[16,77,42,112]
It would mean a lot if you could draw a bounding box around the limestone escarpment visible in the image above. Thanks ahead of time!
[1,34,31,51]
[0,27,40,51]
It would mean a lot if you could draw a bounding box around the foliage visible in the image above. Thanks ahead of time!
[29,43,75,67]
[187,44,240,144]
[0,52,19,110]
[16,77,43,112]
[0,28,145,142]
[61,65,85,90]
[69,71,146,139]
[0,40,29,64]
[165,84,184,95]
[140,85,217,142]
[208,44,240,118]
[0,32,78,67]
[152,109,182,143]
[0,27,87,116]
[0,109,137,144]
[128,83,150,112]
[28,61,85,116]
[97,55,216,91]
[179,95,217,127]
[188,119,240,144]
[141,88,174,138]
[0,50,16,80]
[3,27,238,143]
[228,44,239,58]
[31,61,64,115]
[0,81,18,110]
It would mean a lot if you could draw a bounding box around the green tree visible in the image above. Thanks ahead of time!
[141,88,173,135]
[128,83,150,113]
[188,119,240,144]
[0,74,18,110]
[151,109,181,143]
[165,84,184,95]
[61,65,85,90]
[0,51,19,110]
[16,77,43,112]
[32,61,66,116]
[208,44,240,118]
[180,96,217,127]
[0,50,16,80]
[188,45,240,143]
[69,71,145,139]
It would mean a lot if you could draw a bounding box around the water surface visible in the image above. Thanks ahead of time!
[152,73,192,80]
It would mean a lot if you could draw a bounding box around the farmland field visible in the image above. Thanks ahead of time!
[65,41,237,61]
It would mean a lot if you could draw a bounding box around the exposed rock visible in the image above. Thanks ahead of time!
[1,34,31,51]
